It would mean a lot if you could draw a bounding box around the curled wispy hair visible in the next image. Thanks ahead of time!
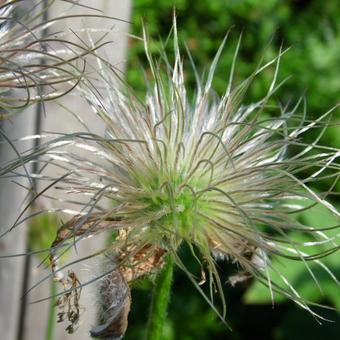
[0,0,122,118]
[1,18,339,338]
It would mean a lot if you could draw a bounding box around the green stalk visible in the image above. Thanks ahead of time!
[146,255,174,340]
[45,280,57,340]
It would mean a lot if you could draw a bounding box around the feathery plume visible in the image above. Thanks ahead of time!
[1,18,339,338]
[0,0,117,118]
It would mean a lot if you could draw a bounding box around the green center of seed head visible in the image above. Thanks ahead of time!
[140,173,209,241]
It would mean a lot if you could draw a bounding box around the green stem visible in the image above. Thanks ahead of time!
[46,280,57,340]
[146,255,174,340]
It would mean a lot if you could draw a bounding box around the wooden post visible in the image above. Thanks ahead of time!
[0,108,36,340]
[0,1,131,339]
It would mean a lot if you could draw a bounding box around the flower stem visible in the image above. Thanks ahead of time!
[146,255,174,340]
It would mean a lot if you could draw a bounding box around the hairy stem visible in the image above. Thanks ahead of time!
[146,256,174,340]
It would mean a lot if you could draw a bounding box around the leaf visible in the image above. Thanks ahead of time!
[244,203,340,306]
[29,213,59,259]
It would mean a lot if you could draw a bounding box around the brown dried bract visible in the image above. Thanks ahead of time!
[50,213,167,338]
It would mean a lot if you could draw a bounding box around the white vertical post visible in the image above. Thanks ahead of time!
[0,108,36,340]
[23,2,132,340]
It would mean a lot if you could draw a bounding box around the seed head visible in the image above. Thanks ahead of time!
[0,0,107,117]
[2,19,339,337]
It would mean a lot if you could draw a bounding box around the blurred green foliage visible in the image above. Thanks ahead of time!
[128,0,340,110]
[29,213,59,258]
[126,0,339,339]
